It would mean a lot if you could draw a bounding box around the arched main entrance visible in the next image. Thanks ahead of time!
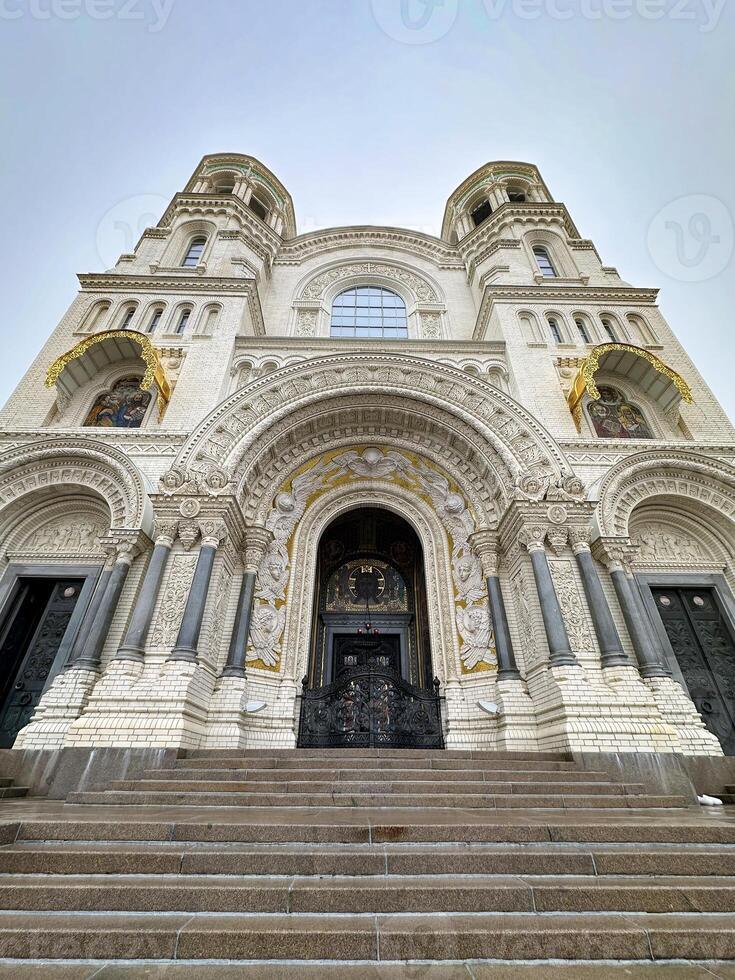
[297,507,443,749]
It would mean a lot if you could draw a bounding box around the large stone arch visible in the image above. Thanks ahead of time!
[296,258,443,305]
[596,451,735,546]
[174,353,573,500]
[0,438,154,536]
[280,482,460,686]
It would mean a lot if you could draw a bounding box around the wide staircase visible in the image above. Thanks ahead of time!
[1,749,735,974]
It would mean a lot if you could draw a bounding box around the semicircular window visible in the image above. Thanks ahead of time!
[331,286,408,339]
[84,377,151,428]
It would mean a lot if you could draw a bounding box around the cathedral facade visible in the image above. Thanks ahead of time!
[1,153,734,758]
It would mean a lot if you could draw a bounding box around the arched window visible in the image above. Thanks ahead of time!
[182,237,206,268]
[213,176,236,194]
[147,308,163,333]
[587,385,653,440]
[575,318,591,344]
[331,287,408,339]
[470,199,493,227]
[83,377,151,429]
[534,246,557,278]
[83,301,110,333]
[175,309,192,335]
[119,306,136,330]
[247,195,269,222]
[507,189,527,203]
[547,316,563,344]
[601,317,618,342]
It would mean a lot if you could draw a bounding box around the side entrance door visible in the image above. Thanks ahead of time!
[652,586,735,755]
[0,579,83,747]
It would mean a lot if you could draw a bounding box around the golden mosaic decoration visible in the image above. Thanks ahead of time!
[567,343,693,431]
[45,329,172,412]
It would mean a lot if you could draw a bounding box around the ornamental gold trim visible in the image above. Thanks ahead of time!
[45,329,172,412]
[567,343,693,433]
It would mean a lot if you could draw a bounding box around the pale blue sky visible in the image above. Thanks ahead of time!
[1,0,733,419]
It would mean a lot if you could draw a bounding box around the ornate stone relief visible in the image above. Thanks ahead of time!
[549,559,595,653]
[512,569,537,672]
[295,310,318,337]
[420,312,442,339]
[21,517,107,555]
[301,262,439,303]
[248,446,497,676]
[631,521,709,564]
[150,554,197,648]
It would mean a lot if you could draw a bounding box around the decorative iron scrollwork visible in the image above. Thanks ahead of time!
[298,667,444,749]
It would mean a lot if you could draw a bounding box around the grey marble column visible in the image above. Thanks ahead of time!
[222,525,273,678]
[469,530,521,680]
[522,531,578,668]
[168,527,224,664]
[115,527,176,662]
[66,563,113,667]
[572,541,630,669]
[70,545,136,671]
[604,551,669,679]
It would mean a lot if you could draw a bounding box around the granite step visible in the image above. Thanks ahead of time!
[65,789,687,809]
[1,910,735,960]
[6,840,735,877]
[181,749,573,760]
[2,871,735,914]
[156,765,611,781]
[176,756,582,771]
[16,816,732,844]
[110,778,644,797]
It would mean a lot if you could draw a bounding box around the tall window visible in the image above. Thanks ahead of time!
[601,318,618,342]
[175,309,191,335]
[533,246,557,277]
[470,199,493,227]
[507,190,526,203]
[547,317,563,344]
[331,287,408,339]
[119,308,135,330]
[575,318,591,344]
[247,196,269,222]
[587,385,653,439]
[182,237,206,267]
[147,308,163,333]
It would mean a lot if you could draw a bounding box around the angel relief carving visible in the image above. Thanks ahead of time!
[631,523,706,564]
[22,517,106,554]
[247,447,496,674]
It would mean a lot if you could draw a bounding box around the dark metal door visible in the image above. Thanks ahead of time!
[0,580,82,747]
[652,587,735,754]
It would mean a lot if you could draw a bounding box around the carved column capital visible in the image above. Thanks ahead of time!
[243,525,274,572]
[569,526,593,554]
[154,521,179,549]
[198,519,228,549]
[592,538,635,574]
[468,528,500,577]
[100,534,144,566]
[518,525,549,554]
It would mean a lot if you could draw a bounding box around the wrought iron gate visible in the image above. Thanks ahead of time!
[297,666,444,749]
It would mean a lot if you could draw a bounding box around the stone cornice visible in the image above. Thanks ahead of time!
[473,285,660,340]
[232,336,507,355]
[458,203,581,268]
[78,273,259,294]
[156,194,280,263]
[276,227,462,268]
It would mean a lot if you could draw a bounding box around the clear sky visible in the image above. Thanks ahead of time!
[1,0,733,420]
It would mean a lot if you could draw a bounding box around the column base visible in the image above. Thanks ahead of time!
[13,667,100,750]
[168,647,199,663]
[495,676,539,751]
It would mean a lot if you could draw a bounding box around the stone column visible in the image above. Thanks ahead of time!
[70,540,138,672]
[66,560,114,666]
[570,532,630,669]
[599,545,669,679]
[520,526,578,667]
[222,525,273,678]
[168,522,226,663]
[469,529,521,680]
[115,523,178,662]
